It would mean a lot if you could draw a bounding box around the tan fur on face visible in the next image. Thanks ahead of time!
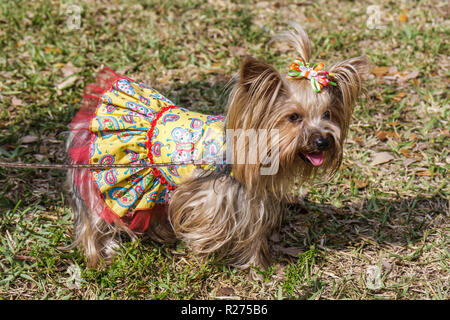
[227,24,368,197]
[67,25,368,269]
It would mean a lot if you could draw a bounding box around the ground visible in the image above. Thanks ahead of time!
[0,0,448,299]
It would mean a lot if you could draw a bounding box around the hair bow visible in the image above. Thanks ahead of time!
[287,57,336,93]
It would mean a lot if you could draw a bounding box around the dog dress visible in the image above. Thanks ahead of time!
[68,68,226,232]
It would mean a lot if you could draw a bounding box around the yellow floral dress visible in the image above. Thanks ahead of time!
[69,68,226,231]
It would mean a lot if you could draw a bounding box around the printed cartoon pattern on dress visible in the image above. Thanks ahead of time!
[88,76,227,222]
[166,127,203,162]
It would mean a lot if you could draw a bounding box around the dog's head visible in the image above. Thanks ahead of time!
[226,24,368,197]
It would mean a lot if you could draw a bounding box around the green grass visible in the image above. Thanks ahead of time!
[0,0,448,299]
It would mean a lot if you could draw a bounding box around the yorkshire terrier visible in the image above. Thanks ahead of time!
[66,25,367,269]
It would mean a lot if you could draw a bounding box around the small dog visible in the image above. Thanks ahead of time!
[66,25,367,269]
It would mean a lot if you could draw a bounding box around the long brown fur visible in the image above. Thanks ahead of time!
[67,25,368,269]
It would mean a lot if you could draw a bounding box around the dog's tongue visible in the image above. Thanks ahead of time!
[305,153,324,166]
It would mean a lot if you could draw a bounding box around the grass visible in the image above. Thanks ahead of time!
[0,0,448,299]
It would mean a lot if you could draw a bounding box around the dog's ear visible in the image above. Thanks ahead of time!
[327,56,369,141]
[328,56,369,108]
[239,56,284,98]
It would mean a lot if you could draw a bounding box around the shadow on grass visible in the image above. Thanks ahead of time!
[284,193,447,252]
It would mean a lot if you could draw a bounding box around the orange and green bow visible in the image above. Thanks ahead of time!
[287,57,336,93]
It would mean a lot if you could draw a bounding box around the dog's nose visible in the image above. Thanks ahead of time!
[314,137,330,151]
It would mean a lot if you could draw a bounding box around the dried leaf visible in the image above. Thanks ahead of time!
[273,264,286,281]
[370,152,394,166]
[388,131,400,139]
[375,131,388,141]
[376,131,399,141]
[416,169,431,176]
[44,47,62,54]
[381,260,392,271]
[399,148,413,157]
[393,91,407,102]
[388,66,398,74]
[56,75,79,90]
[11,96,22,106]
[353,137,364,146]
[403,70,419,80]
[39,145,48,154]
[398,13,408,23]
[403,158,418,166]
[206,62,222,74]
[276,246,303,258]
[34,154,45,161]
[396,70,419,83]
[353,179,369,189]
[371,66,389,78]
[216,287,235,296]
[21,135,38,144]
[60,62,81,77]
[230,46,247,57]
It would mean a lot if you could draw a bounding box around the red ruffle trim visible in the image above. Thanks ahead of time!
[68,67,153,233]
[146,105,177,191]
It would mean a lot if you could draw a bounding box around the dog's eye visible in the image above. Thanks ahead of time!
[288,113,302,122]
[322,111,331,120]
